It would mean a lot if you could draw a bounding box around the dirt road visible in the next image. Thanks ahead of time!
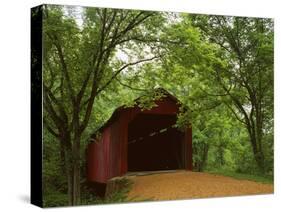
[127,171,273,201]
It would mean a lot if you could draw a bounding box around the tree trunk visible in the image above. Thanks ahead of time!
[72,162,80,205]
[255,151,265,173]
[63,136,81,206]
[58,131,74,205]
[71,132,81,205]
[248,128,265,174]
[217,145,225,167]
[58,129,82,206]
[66,162,73,205]
[256,115,265,174]
[253,145,265,174]
[194,143,209,172]
[201,144,209,171]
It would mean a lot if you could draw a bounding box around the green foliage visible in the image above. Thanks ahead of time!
[81,178,133,205]
[207,170,273,184]
[43,130,68,207]
[43,192,69,208]
[41,5,273,206]
[136,89,167,110]
[43,4,167,205]
[159,14,273,174]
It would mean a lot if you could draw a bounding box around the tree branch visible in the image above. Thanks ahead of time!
[80,56,158,132]
[224,102,246,125]
[43,117,59,137]
[115,77,149,92]
[43,83,68,123]
[97,56,158,95]
[43,91,64,128]
[198,86,231,97]
[47,32,76,104]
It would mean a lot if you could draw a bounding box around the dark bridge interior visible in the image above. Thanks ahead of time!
[127,114,184,172]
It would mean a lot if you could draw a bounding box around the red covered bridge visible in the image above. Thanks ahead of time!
[86,89,192,184]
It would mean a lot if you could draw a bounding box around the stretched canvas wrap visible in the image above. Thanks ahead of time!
[31,4,274,208]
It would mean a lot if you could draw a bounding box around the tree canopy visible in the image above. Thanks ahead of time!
[39,5,274,207]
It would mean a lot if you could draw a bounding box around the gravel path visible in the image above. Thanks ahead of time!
[127,170,273,201]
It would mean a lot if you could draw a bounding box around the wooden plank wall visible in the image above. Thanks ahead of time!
[87,114,130,183]
[87,97,192,183]
[87,127,111,183]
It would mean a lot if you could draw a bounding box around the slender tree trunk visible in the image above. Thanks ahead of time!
[256,152,265,173]
[72,162,80,205]
[67,161,73,205]
[248,127,265,174]
[256,105,265,173]
[59,137,66,172]
[254,145,265,174]
[64,141,80,206]
[65,140,74,206]
[58,131,74,205]
[217,145,225,167]
[63,135,81,206]
[72,132,81,205]
[194,143,209,172]
[201,144,209,171]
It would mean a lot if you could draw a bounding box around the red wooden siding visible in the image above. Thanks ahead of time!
[87,95,192,183]
[87,127,111,183]
[142,99,179,115]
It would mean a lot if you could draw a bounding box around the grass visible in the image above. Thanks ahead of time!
[207,169,274,184]
[43,191,69,207]
[103,178,133,203]
[45,177,139,207]
[81,177,135,205]
[92,177,153,204]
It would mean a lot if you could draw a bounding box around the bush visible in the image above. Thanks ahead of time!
[43,192,69,207]
[81,177,133,205]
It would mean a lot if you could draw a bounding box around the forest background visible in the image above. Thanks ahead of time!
[34,4,274,207]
